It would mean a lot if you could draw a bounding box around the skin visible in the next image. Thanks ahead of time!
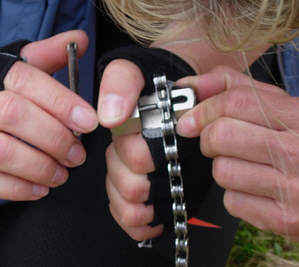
[176,68,299,242]
[99,29,299,242]
[0,30,98,201]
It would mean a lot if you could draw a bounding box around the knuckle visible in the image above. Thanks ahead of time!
[36,157,57,185]
[4,62,28,92]
[212,157,230,188]
[11,180,28,201]
[48,91,72,117]
[120,179,136,201]
[121,207,142,227]
[0,133,14,163]
[273,175,289,200]
[0,92,25,126]
[223,190,242,220]
[284,141,299,163]
[49,91,64,108]
[223,191,235,216]
[120,177,147,202]
[202,119,232,157]
[126,148,150,174]
[49,126,72,156]
[224,89,252,117]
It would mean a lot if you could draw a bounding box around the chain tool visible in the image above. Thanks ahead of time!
[112,74,196,267]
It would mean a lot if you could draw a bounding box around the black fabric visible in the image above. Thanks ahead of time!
[0,40,30,90]
[0,127,172,267]
[250,46,284,87]
[98,46,213,226]
[98,46,195,97]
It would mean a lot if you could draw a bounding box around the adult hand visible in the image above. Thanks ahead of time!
[98,59,163,241]
[176,66,299,241]
[0,30,98,201]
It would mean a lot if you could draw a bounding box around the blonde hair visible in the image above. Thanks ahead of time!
[103,0,299,51]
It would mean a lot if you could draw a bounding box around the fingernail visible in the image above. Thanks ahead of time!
[71,106,98,131]
[176,112,196,137]
[51,165,68,187]
[99,93,124,124]
[32,185,49,198]
[67,144,86,165]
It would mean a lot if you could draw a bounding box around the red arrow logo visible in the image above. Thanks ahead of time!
[188,217,221,228]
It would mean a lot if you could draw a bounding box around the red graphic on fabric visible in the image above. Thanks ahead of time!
[188,217,221,228]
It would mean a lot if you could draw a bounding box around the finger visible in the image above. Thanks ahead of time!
[177,85,292,137]
[0,173,49,201]
[98,59,145,127]
[4,62,98,133]
[200,117,299,175]
[213,156,286,200]
[20,30,88,74]
[109,204,164,241]
[106,176,154,227]
[200,117,271,162]
[106,143,150,203]
[176,65,286,102]
[112,133,155,174]
[0,133,68,187]
[0,91,85,167]
[224,190,299,237]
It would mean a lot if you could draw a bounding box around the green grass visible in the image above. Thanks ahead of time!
[226,221,299,267]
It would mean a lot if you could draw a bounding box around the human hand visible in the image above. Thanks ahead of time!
[0,31,98,201]
[98,59,164,240]
[176,66,299,241]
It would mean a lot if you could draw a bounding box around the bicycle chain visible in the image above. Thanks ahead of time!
[153,74,189,267]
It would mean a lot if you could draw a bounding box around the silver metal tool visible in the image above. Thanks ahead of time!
[67,42,79,95]
[67,42,80,136]
[111,81,195,137]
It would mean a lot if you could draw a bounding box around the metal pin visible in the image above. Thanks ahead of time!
[138,103,158,112]
[67,42,79,95]
[67,42,80,136]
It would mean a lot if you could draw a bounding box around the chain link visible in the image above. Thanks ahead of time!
[153,75,189,267]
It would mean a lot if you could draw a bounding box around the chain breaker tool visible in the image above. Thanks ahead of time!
[112,74,196,267]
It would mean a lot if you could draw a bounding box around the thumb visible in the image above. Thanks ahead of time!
[20,30,89,74]
[98,59,145,128]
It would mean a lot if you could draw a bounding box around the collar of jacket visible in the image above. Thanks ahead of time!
[277,37,299,96]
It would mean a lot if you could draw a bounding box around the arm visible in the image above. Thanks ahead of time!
[0,31,98,201]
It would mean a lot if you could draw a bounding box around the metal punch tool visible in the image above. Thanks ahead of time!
[67,42,80,136]
[111,80,196,137]
[67,42,79,95]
